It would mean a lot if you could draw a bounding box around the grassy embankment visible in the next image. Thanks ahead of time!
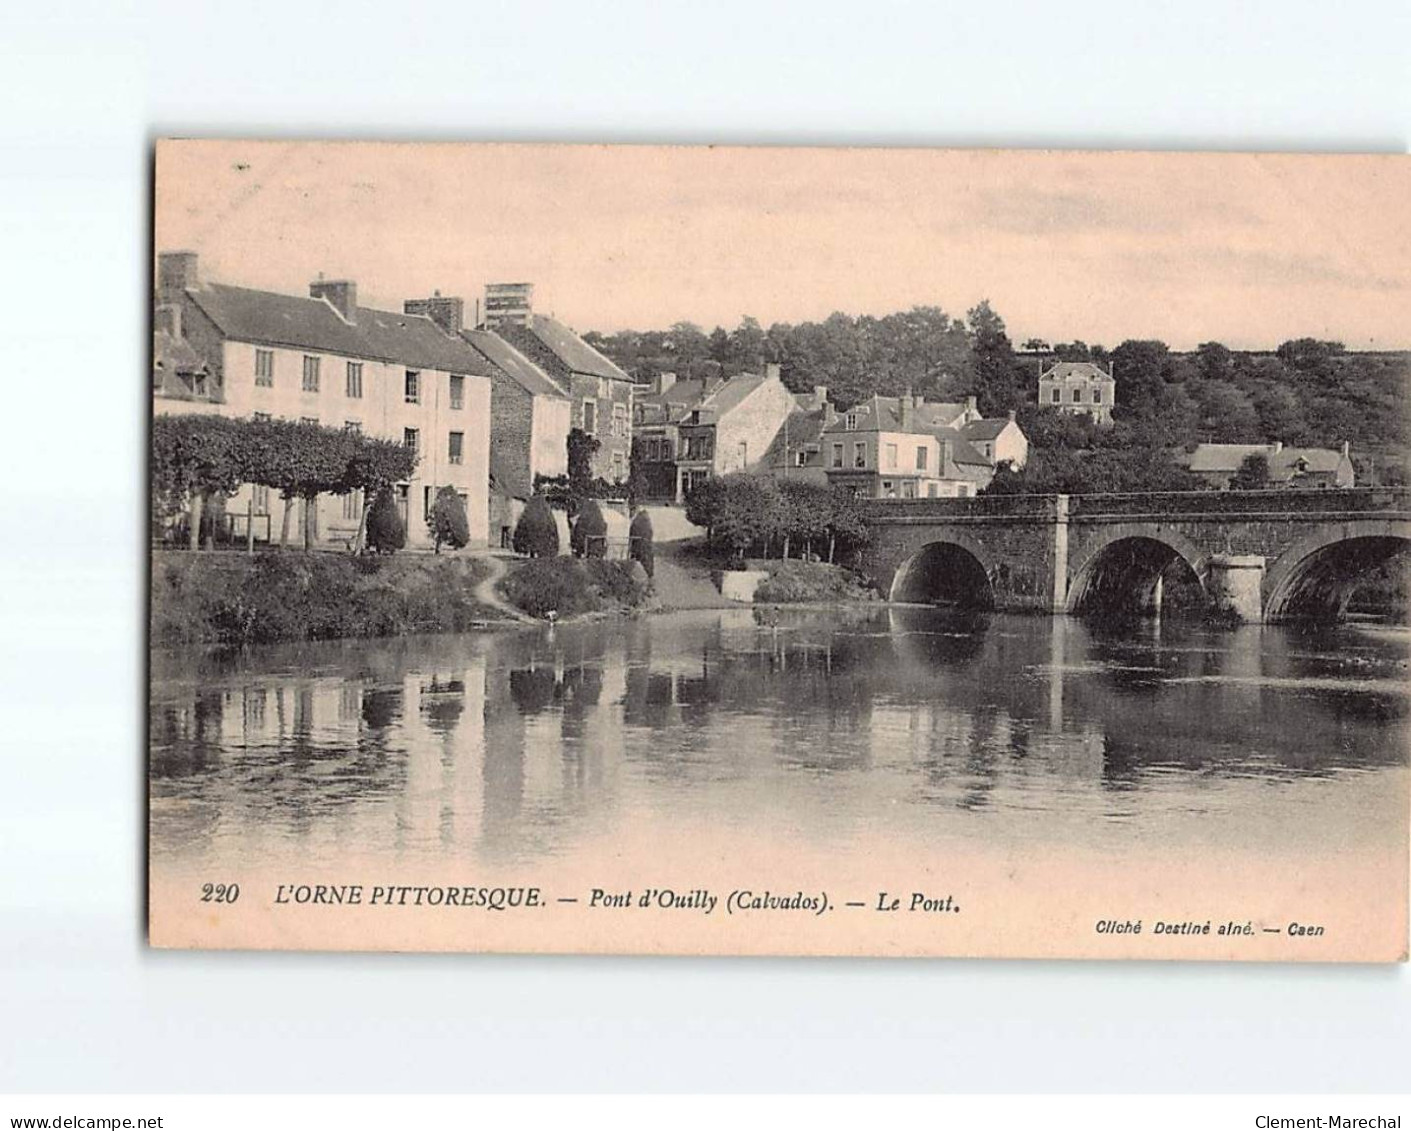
[151,551,509,647]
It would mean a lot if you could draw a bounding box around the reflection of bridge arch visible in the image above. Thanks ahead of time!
[1262,521,1411,622]
[888,535,995,608]
[1065,528,1206,616]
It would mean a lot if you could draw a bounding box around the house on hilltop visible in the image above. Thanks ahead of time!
[1038,360,1115,422]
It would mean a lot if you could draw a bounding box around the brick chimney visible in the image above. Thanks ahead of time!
[899,391,915,432]
[1341,441,1350,458]
[965,395,978,417]
[763,362,781,382]
[157,250,199,303]
[404,291,464,335]
[310,277,357,324]
[1270,440,1283,454]
[813,386,828,409]
[654,371,677,395]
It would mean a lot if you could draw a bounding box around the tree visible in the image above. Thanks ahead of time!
[150,415,246,550]
[1230,452,1271,490]
[365,486,406,554]
[684,476,728,544]
[567,427,600,489]
[427,485,469,552]
[571,499,608,558]
[823,488,868,564]
[513,495,559,558]
[629,509,655,577]
[966,300,1023,417]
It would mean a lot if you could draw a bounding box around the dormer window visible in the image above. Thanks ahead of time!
[845,412,858,430]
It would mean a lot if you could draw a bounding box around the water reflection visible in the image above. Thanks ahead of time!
[149,609,1410,870]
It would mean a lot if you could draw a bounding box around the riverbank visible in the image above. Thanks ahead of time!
[150,550,513,647]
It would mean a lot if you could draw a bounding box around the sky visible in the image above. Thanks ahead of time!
[155,142,1411,351]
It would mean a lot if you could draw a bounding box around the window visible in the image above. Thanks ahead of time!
[885,442,898,470]
[424,486,434,522]
[1051,388,1061,404]
[901,481,917,499]
[1072,387,1082,403]
[404,427,419,453]
[405,370,420,404]
[915,445,928,471]
[448,431,464,465]
[342,489,362,522]
[845,412,858,430]
[302,355,320,392]
[449,374,464,410]
[881,480,895,498]
[395,483,409,525]
[344,420,361,434]
[252,411,272,422]
[1093,387,1103,404]
[345,361,363,398]
[832,443,844,469]
[795,451,809,468]
[853,442,866,469]
[927,483,939,498]
[613,403,627,437]
[737,441,748,466]
[255,349,274,387]
[612,451,625,480]
[582,400,596,435]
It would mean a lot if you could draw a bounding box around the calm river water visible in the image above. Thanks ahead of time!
[149,608,1410,875]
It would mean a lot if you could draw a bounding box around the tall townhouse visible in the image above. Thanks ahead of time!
[484,286,635,483]
[821,393,1003,499]
[672,365,797,500]
[154,251,495,549]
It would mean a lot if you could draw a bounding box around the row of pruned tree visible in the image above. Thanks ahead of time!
[152,414,418,552]
[683,475,869,565]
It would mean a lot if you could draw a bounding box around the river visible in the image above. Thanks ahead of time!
[149,607,1410,880]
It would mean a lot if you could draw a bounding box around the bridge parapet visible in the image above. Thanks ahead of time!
[1065,487,1411,519]
[860,493,1062,522]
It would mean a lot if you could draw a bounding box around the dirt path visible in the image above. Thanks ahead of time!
[470,553,538,623]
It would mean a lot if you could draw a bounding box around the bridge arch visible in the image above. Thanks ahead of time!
[1262,520,1411,622]
[888,534,996,608]
[1065,527,1207,616]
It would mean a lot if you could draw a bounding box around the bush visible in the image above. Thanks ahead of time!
[629,509,655,577]
[366,487,406,554]
[427,485,470,552]
[500,557,649,620]
[513,494,559,558]
[571,499,608,558]
[753,561,872,604]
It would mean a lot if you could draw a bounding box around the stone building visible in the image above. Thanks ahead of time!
[154,251,494,548]
[960,412,1028,469]
[1037,360,1116,422]
[672,365,797,499]
[1184,441,1355,490]
[485,287,635,484]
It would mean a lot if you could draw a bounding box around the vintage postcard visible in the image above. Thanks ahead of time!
[148,142,1409,959]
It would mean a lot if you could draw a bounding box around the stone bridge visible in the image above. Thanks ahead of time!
[857,488,1411,622]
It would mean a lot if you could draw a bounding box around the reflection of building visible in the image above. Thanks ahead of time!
[486,286,635,484]
[822,394,1016,498]
[154,251,494,548]
[1184,441,1355,490]
[1037,360,1115,422]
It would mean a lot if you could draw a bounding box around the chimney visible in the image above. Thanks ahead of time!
[484,282,534,329]
[1007,409,1017,422]
[1271,440,1283,454]
[764,362,781,382]
[823,401,838,428]
[310,278,357,324]
[813,386,827,410]
[1341,440,1350,458]
[654,371,677,395]
[899,390,915,432]
[404,291,464,335]
[965,395,978,417]
[157,250,199,303]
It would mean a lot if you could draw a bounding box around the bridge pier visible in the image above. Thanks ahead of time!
[1206,554,1266,623]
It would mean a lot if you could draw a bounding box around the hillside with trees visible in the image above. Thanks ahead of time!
[586,306,1409,490]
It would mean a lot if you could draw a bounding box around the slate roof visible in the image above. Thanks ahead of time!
[762,408,826,467]
[497,315,631,382]
[1186,443,1347,480]
[186,283,494,375]
[461,329,566,397]
[821,394,973,434]
[153,330,207,375]
[1041,361,1114,381]
[687,371,771,423]
[932,427,993,468]
[961,417,1014,442]
[636,378,718,412]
